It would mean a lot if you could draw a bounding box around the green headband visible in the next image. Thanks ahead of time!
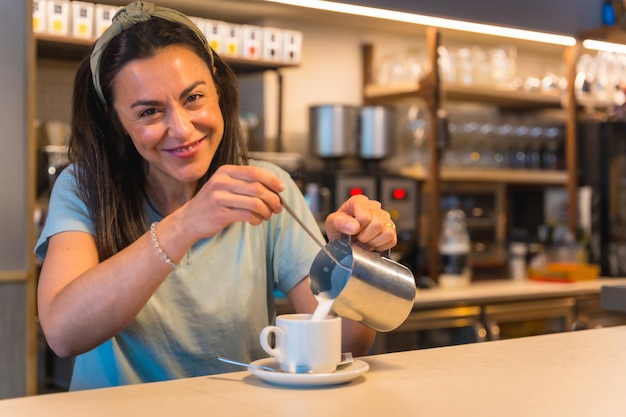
[89,1,214,105]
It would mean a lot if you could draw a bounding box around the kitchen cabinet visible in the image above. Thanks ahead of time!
[371,279,626,353]
[276,278,626,353]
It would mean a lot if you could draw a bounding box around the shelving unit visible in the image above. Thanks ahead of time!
[364,80,563,108]
[35,32,299,72]
[362,32,574,279]
[399,166,568,184]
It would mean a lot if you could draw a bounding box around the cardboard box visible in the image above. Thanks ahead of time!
[33,0,48,33]
[241,25,262,60]
[222,23,241,57]
[282,30,302,63]
[71,1,94,39]
[94,3,118,37]
[203,19,225,54]
[46,0,70,36]
[263,27,283,61]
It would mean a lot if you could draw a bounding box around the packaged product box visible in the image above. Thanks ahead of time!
[204,19,225,54]
[262,27,283,61]
[241,25,263,60]
[94,4,119,37]
[46,0,70,36]
[282,30,302,63]
[71,1,94,39]
[33,0,47,33]
[222,23,241,57]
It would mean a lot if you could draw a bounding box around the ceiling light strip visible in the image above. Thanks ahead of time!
[582,39,626,54]
[265,0,576,46]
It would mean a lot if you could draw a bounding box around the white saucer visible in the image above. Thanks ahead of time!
[248,358,369,387]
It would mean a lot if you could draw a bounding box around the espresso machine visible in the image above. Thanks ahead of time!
[305,104,422,274]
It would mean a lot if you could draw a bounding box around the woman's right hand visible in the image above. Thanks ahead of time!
[178,164,286,241]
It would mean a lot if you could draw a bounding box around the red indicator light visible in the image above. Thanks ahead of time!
[392,188,407,200]
[349,187,364,197]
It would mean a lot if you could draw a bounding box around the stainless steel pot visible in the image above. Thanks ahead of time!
[309,104,359,158]
[360,106,395,159]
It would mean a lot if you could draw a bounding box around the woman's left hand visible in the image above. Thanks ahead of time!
[325,194,397,252]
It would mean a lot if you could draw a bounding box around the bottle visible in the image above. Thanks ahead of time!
[509,241,528,281]
[438,208,471,288]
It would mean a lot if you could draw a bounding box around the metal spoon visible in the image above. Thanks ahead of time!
[217,352,354,373]
[217,356,277,372]
[278,194,351,273]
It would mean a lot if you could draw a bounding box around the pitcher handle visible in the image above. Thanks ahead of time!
[343,234,392,258]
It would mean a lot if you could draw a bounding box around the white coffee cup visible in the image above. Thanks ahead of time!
[259,313,341,373]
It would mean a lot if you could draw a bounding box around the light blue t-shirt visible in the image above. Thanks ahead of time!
[35,160,323,391]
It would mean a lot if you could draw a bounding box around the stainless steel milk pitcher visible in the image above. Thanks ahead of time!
[309,238,417,332]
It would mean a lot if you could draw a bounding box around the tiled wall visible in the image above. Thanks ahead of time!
[36,58,78,126]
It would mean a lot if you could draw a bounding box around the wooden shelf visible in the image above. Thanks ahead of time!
[444,83,562,108]
[580,26,626,45]
[364,81,562,108]
[364,82,423,102]
[0,270,28,283]
[399,166,568,184]
[34,33,299,73]
[35,33,93,60]
[220,56,299,74]
[575,94,621,109]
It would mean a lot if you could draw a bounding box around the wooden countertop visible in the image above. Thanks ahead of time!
[2,326,625,416]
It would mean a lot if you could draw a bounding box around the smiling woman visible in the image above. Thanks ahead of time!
[33,1,395,392]
[113,46,224,193]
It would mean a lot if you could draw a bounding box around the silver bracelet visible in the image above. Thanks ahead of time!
[150,221,177,269]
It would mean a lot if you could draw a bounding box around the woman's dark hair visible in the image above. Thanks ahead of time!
[70,17,248,260]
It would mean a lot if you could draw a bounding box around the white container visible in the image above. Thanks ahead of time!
[241,25,262,60]
[44,120,70,146]
[33,0,48,33]
[282,30,302,63]
[222,23,241,57]
[204,19,225,54]
[46,0,70,36]
[94,4,118,37]
[509,242,528,281]
[263,27,283,61]
[71,1,94,39]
